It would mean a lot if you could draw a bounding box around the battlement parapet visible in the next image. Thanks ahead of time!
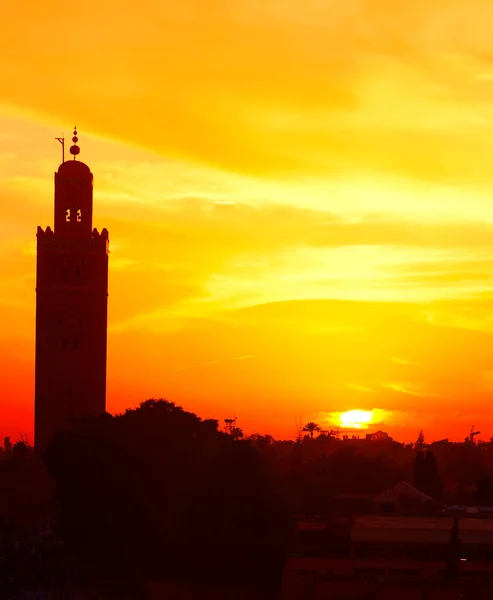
[91,228,110,241]
[37,226,54,236]
[37,232,109,255]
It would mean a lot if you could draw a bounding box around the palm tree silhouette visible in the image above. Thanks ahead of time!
[302,422,321,439]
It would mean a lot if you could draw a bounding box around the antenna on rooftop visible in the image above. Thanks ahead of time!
[469,426,480,443]
[55,135,65,163]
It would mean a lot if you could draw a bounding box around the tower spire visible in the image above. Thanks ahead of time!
[69,126,80,160]
[35,131,109,450]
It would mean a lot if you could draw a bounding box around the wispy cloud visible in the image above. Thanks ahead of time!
[172,354,255,373]
[172,360,222,373]
[388,357,422,367]
[346,383,374,393]
[5,0,493,441]
[381,382,456,401]
[381,383,428,397]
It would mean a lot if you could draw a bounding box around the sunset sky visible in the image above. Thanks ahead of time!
[3,0,493,443]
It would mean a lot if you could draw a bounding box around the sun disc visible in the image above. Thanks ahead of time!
[339,409,374,429]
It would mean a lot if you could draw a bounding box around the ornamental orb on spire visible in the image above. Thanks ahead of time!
[69,127,80,158]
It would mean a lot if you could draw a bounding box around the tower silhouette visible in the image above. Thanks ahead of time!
[34,129,109,450]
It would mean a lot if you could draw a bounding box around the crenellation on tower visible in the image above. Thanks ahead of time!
[34,130,109,451]
[36,226,54,236]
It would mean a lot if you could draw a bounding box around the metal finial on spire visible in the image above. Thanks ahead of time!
[69,126,80,159]
[55,135,65,163]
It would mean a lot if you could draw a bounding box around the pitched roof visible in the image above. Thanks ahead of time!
[351,515,453,543]
[373,481,434,504]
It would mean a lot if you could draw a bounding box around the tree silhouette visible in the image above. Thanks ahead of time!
[415,429,425,448]
[476,477,493,506]
[413,449,443,499]
[224,417,244,440]
[3,436,12,452]
[12,440,30,457]
[43,399,291,590]
[302,422,321,439]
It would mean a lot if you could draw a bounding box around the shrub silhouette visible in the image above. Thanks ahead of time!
[43,399,291,588]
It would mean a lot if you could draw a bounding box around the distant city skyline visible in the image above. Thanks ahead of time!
[2,0,493,443]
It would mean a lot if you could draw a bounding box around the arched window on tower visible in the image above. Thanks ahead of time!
[77,209,82,223]
[62,337,79,350]
[65,208,71,222]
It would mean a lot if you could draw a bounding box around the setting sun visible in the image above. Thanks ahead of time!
[338,410,375,430]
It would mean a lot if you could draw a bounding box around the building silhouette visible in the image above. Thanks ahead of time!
[34,129,109,449]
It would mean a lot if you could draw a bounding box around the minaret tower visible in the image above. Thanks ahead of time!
[34,128,109,450]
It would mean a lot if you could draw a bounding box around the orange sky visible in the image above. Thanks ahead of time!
[2,0,493,443]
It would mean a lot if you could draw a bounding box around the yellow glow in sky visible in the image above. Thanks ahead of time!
[339,410,374,430]
[2,0,493,442]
